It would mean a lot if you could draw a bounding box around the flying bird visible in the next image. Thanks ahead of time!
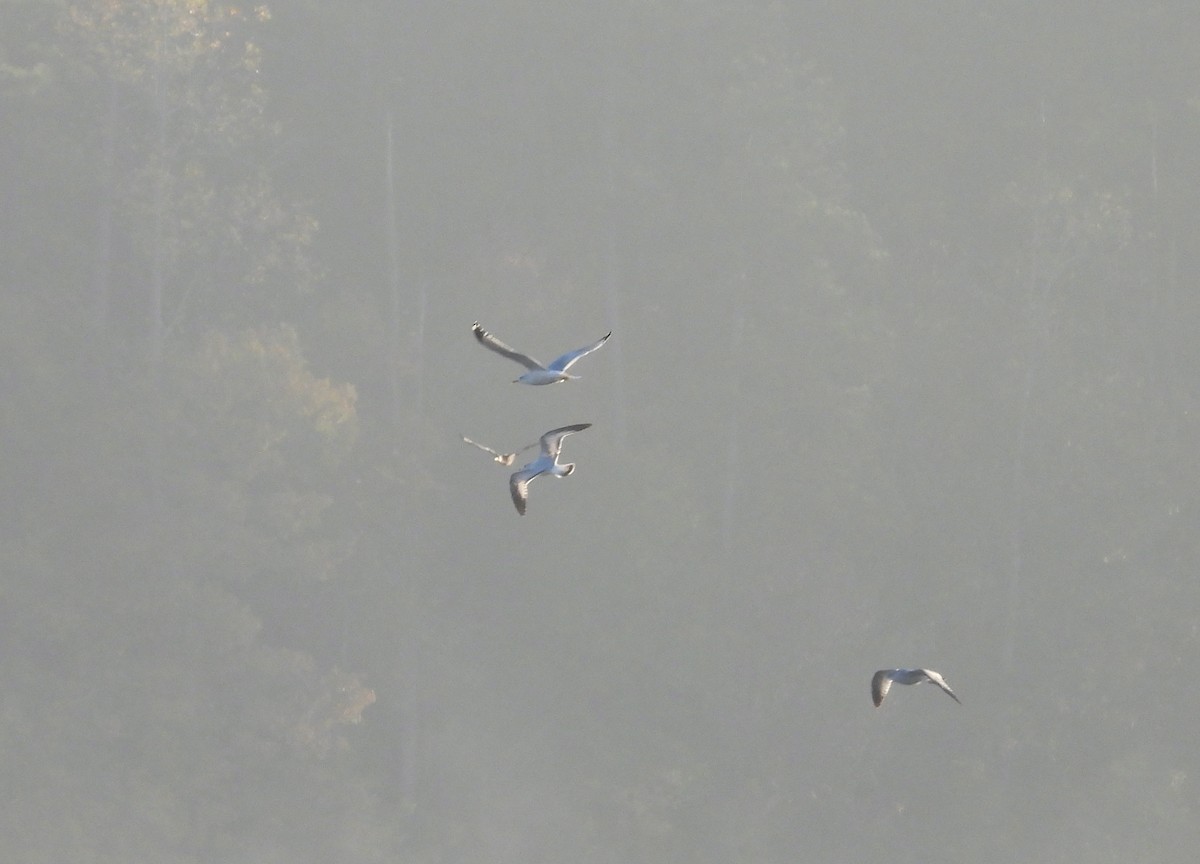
[471,322,611,385]
[462,435,537,467]
[871,668,961,707]
[509,423,592,515]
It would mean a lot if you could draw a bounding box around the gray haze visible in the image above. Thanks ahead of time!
[2,2,1199,862]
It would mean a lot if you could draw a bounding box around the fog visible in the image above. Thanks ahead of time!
[2,2,1199,862]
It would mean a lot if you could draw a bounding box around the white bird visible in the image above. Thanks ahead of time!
[509,423,591,515]
[472,322,611,385]
[462,435,537,467]
[872,668,961,707]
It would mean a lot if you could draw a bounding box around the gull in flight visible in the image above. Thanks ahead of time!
[872,668,961,707]
[472,322,611,385]
[509,423,591,515]
[462,435,537,467]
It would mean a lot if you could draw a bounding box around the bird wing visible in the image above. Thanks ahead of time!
[547,331,611,372]
[922,669,962,704]
[463,435,536,466]
[509,467,542,515]
[472,322,544,371]
[539,423,592,458]
[871,670,893,707]
[462,435,505,460]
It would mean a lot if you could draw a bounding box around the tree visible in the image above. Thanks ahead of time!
[62,1,317,351]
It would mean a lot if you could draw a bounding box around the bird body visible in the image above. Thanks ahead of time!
[509,423,591,515]
[872,668,961,707]
[516,368,581,386]
[472,322,611,385]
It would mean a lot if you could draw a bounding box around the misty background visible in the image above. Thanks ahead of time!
[3,1,1199,861]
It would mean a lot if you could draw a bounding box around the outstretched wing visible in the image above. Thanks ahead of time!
[547,331,611,372]
[472,322,544,371]
[871,670,893,707]
[463,435,536,466]
[539,422,592,458]
[509,467,541,515]
[921,669,962,704]
[463,435,505,460]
